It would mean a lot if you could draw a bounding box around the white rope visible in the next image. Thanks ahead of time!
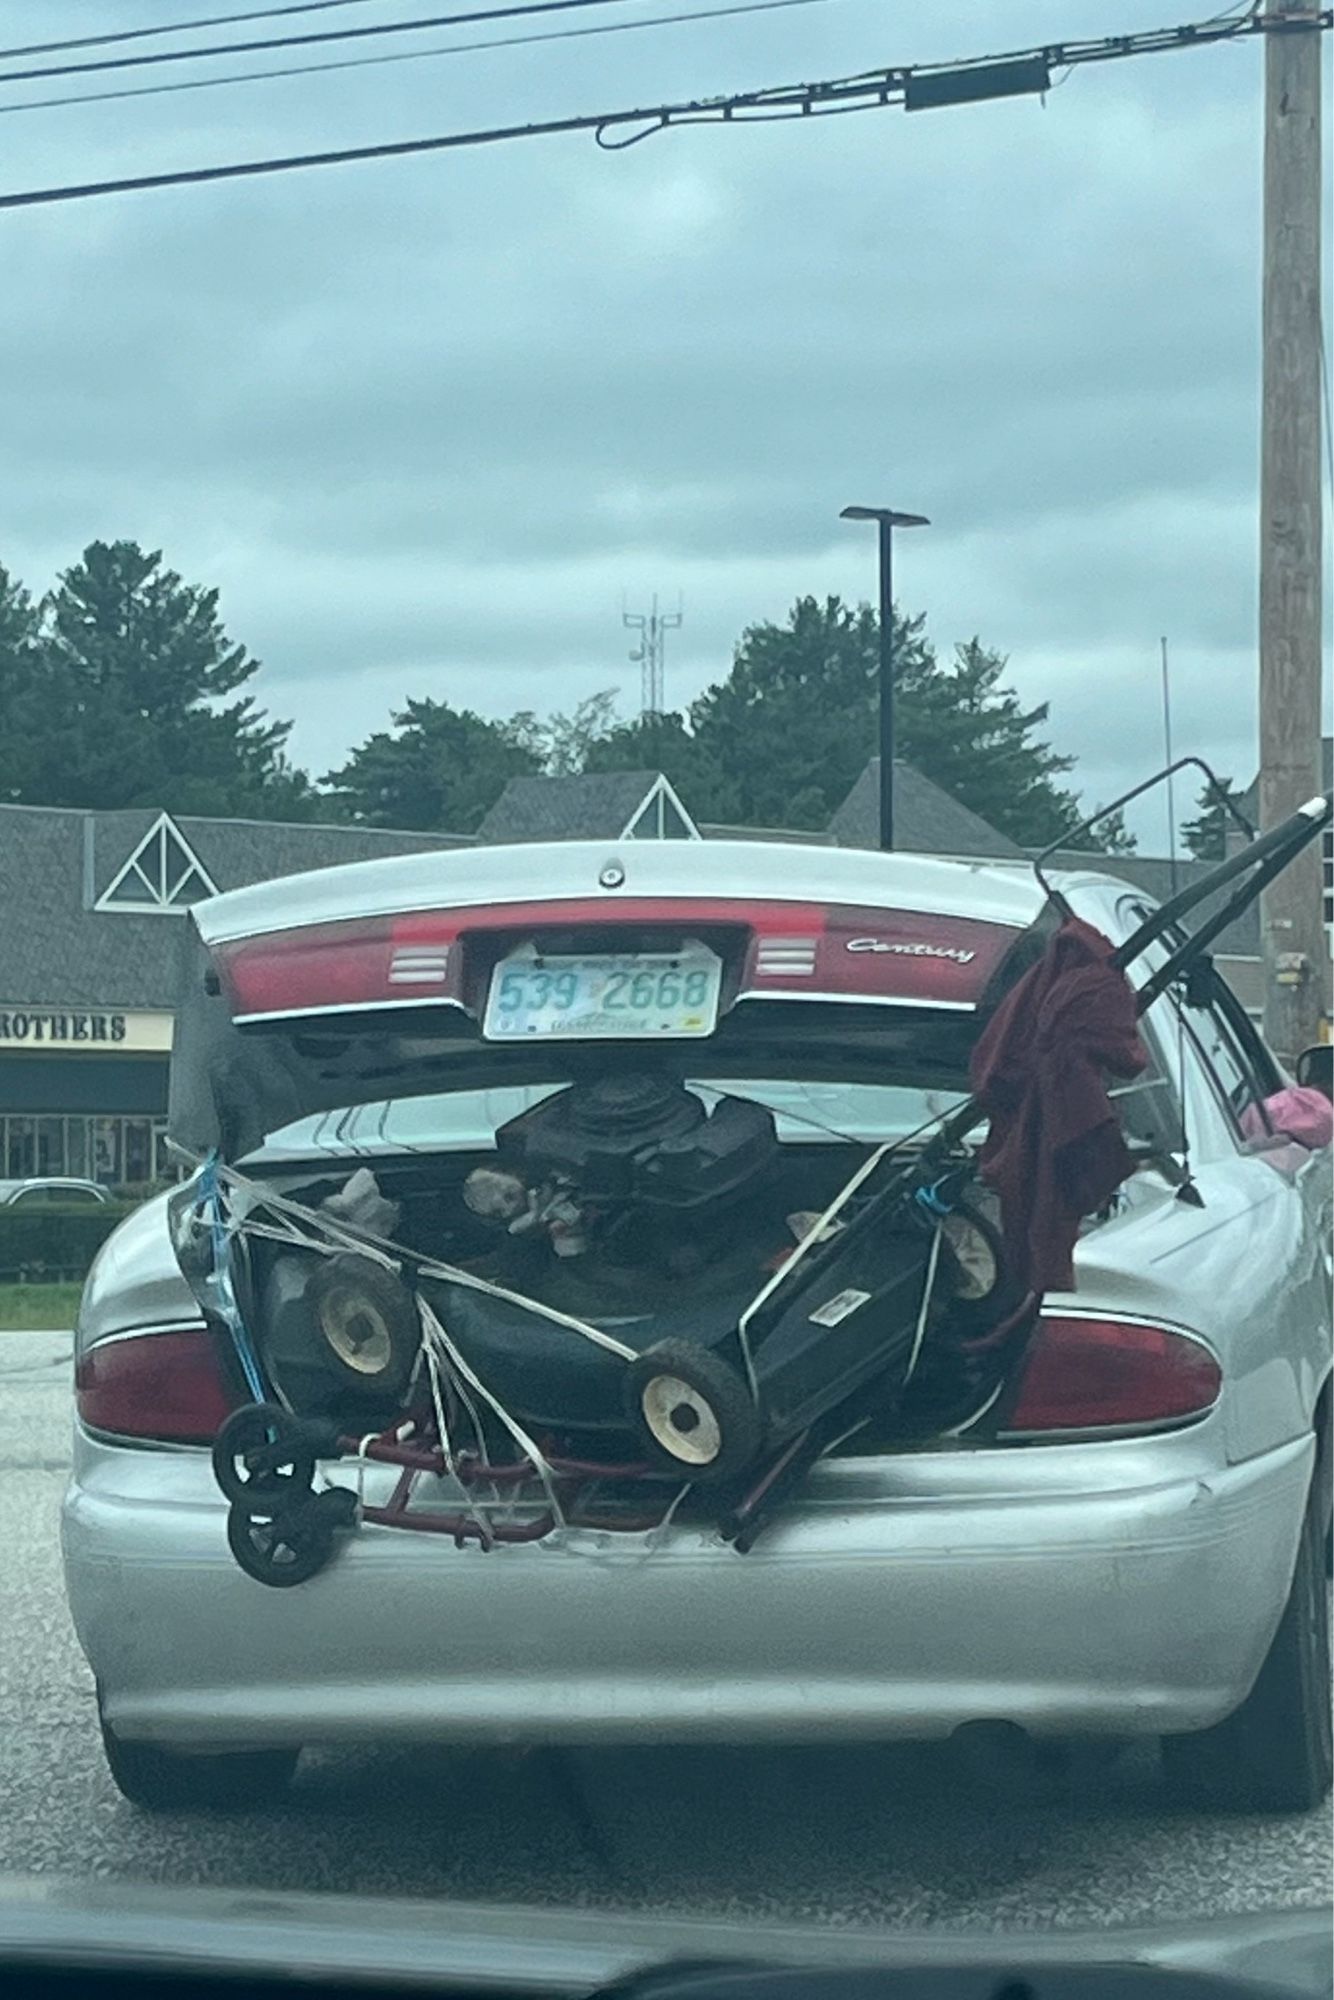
[209,1101,963,1530]
[940,1377,1006,1437]
[219,1162,637,1360]
[446,1365,504,1513]
[214,1168,579,1533]
[217,1168,402,1272]
[422,1341,456,1480]
[614,1477,694,1565]
[353,1432,379,1517]
[417,1296,566,1531]
[648,1479,692,1539]
[903,1224,943,1385]
[729,1089,975,1401]
[234,1218,350,1258]
[414,1257,637,1360]
[734,1141,895,1402]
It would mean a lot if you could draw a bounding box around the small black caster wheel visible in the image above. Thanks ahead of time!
[226,1495,336,1588]
[624,1339,762,1485]
[313,1484,359,1530]
[213,1403,316,1507]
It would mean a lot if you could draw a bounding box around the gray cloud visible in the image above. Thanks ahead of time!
[2,0,1327,845]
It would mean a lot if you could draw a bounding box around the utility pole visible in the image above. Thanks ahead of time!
[623,595,683,719]
[1258,0,1326,1061]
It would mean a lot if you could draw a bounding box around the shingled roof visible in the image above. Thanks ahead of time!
[476,771,697,844]
[0,803,466,1011]
[828,759,1023,859]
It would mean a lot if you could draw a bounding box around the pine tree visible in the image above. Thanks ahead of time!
[323,698,541,831]
[0,563,42,803]
[1181,776,1244,861]
[27,541,316,817]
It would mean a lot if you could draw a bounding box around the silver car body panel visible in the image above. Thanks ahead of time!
[64,1414,1313,1747]
[63,844,1332,1750]
[189,840,1058,946]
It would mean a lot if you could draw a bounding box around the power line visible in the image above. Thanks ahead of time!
[0,0,655,84]
[0,0,858,119]
[0,8,1327,213]
[0,3,383,66]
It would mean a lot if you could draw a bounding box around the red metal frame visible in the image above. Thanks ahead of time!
[331,1417,676,1546]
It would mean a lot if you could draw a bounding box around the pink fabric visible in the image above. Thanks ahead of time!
[1241,1085,1334,1152]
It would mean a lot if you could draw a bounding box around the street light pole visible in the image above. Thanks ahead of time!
[841,505,929,850]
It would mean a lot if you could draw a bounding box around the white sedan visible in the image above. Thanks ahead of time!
[0,1178,109,1206]
[62,830,1332,1814]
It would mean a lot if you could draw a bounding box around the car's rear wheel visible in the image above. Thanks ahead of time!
[98,1696,299,1810]
[1162,1462,1331,1812]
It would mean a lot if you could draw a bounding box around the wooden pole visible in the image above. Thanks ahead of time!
[1259,0,1327,1063]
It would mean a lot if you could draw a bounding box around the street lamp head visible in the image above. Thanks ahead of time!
[840,506,930,528]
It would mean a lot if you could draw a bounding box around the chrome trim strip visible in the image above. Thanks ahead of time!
[82,1321,209,1350]
[234,996,470,1025]
[733,989,977,1013]
[234,990,980,1025]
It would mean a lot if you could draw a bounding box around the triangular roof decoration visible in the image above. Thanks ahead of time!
[95,812,219,913]
[620,774,701,841]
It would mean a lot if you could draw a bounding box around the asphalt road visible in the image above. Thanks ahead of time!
[2,1328,1329,1935]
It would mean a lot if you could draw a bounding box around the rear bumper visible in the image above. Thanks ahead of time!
[62,1426,1314,1751]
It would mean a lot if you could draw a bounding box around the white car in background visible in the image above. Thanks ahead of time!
[0,1178,109,1207]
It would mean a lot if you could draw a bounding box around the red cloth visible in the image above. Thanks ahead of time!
[969,917,1149,1296]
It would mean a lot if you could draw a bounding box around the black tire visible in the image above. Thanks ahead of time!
[624,1339,762,1485]
[1162,1462,1332,1812]
[304,1255,418,1402]
[99,1699,298,1811]
[212,1402,316,1507]
[226,1495,337,1588]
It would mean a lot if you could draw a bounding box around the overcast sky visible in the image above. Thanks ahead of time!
[1,0,1329,846]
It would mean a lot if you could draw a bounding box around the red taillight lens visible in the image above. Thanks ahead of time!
[1002,1315,1221,1436]
[76,1329,236,1443]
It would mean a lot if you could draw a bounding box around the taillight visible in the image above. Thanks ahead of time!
[1001,1314,1221,1438]
[75,1328,236,1443]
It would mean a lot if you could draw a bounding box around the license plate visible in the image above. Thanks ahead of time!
[483,949,722,1040]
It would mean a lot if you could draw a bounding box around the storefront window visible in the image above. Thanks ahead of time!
[65,1121,90,1177]
[36,1117,65,1176]
[4,1117,35,1178]
[123,1119,152,1186]
[92,1119,120,1185]
[0,1113,182,1189]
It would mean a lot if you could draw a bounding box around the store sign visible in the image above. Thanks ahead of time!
[0,1007,174,1053]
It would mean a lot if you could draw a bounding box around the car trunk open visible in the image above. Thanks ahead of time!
[163,896,1057,1524]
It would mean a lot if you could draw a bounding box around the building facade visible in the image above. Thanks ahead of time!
[2,750,1306,1184]
[0,806,465,1185]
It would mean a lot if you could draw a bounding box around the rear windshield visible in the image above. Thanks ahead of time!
[254,1078,972,1163]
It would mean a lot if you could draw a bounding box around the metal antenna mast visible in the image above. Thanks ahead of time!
[623,594,683,718]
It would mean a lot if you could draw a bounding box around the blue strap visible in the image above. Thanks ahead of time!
[197,1154,265,1403]
[914,1178,956,1221]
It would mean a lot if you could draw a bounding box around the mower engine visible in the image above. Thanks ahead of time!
[466,1074,782,1280]
[240,1072,1007,1506]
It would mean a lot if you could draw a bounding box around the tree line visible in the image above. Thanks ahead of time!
[2,537,1235,856]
